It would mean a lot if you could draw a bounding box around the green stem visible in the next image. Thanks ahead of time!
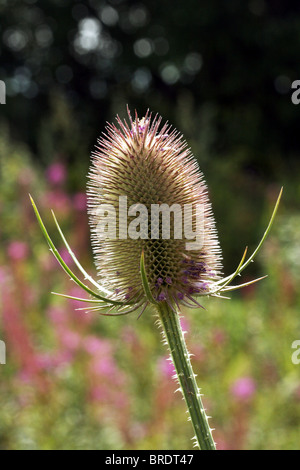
[156,301,216,450]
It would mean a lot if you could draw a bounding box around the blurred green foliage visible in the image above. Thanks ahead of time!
[0,104,300,450]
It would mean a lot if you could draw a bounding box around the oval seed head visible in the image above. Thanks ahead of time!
[87,108,222,311]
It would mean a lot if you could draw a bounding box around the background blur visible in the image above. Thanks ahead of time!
[0,0,300,450]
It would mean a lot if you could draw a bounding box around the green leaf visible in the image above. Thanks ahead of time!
[51,292,104,303]
[204,246,248,297]
[222,275,268,292]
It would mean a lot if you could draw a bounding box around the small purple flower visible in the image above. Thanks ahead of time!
[188,287,196,294]
[124,288,134,300]
[157,292,166,301]
[193,281,208,292]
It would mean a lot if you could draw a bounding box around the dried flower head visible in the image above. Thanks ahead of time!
[30,108,282,317]
[87,108,222,311]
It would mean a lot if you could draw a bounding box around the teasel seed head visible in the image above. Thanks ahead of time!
[87,107,223,312]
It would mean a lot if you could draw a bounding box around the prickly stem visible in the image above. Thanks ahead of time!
[156,302,216,450]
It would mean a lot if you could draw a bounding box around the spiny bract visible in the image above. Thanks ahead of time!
[87,108,222,312]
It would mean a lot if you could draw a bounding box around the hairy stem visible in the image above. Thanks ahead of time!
[156,302,216,450]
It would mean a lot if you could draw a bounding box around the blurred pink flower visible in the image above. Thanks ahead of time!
[35,351,72,370]
[90,356,117,377]
[48,306,68,325]
[59,247,73,265]
[84,336,111,356]
[73,192,87,211]
[230,376,256,401]
[46,162,66,185]
[113,391,129,408]
[0,266,9,283]
[212,436,229,450]
[7,241,29,261]
[43,189,70,213]
[158,356,175,378]
[121,326,138,344]
[58,330,81,351]
[180,316,190,333]
[2,286,50,393]
[67,287,92,320]
[212,328,227,345]
[90,385,109,401]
